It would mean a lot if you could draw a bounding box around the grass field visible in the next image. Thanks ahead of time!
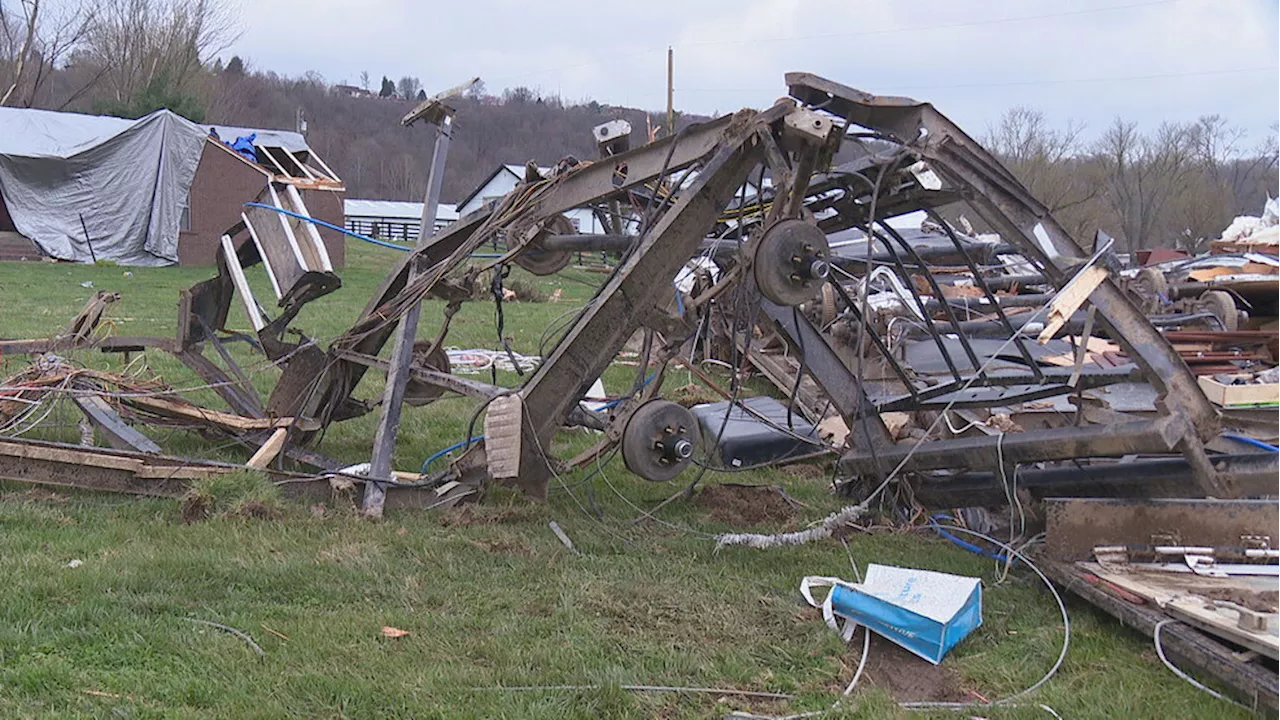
[0,241,1251,718]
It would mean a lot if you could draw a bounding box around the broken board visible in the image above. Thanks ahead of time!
[1082,562,1279,660]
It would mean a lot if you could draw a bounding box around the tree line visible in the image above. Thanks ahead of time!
[2,0,1276,249]
[984,107,1277,253]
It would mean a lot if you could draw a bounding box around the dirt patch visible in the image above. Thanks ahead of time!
[851,633,968,703]
[437,505,527,528]
[1192,587,1279,614]
[234,500,282,520]
[667,383,723,407]
[696,484,796,525]
[179,493,211,523]
[778,461,826,480]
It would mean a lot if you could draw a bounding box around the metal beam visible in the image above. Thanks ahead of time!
[364,114,455,518]
[786,73,1226,497]
[839,417,1184,476]
[912,453,1279,507]
[487,109,779,498]
[757,298,894,456]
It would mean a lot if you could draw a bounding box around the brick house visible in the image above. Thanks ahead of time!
[181,130,346,267]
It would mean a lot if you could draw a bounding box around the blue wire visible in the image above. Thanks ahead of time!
[245,202,414,251]
[1223,434,1280,453]
[929,514,1013,562]
[421,436,485,473]
[594,372,657,410]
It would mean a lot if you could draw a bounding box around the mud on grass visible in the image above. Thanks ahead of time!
[696,482,798,525]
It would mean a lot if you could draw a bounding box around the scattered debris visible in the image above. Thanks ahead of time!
[259,624,290,642]
[380,626,411,639]
[182,618,266,658]
[801,566,982,664]
[548,520,580,555]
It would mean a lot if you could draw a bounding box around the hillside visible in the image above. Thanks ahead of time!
[203,74,699,203]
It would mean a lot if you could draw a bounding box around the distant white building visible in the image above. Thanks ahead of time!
[456,164,605,234]
[344,199,459,242]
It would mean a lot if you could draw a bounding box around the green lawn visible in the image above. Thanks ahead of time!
[0,242,1251,718]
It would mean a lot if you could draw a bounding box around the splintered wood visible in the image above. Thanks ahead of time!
[1037,265,1109,344]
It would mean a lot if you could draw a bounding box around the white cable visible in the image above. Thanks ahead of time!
[717,238,1116,550]
[942,410,986,435]
[843,626,871,697]
[1153,620,1249,710]
[900,525,1070,711]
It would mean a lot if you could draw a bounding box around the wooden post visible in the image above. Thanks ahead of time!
[666,46,675,137]
[362,113,454,518]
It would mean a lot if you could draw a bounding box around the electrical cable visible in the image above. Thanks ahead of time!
[1153,620,1250,709]
[899,524,1070,712]
[1222,434,1279,453]
[420,436,485,473]
[244,202,412,251]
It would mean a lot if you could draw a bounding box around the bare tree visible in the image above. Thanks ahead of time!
[396,75,420,100]
[1094,118,1198,252]
[358,69,368,90]
[985,106,1099,241]
[0,0,96,107]
[85,0,238,104]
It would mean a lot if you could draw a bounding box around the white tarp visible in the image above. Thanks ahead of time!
[0,107,206,266]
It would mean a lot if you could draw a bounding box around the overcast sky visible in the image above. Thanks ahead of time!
[232,0,1279,145]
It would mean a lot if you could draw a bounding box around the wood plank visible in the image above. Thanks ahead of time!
[1086,563,1279,659]
[125,395,316,432]
[134,465,226,480]
[267,183,309,270]
[1038,264,1109,343]
[0,440,144,472]
[283,183,333,271]
[221,234,266,331]
[242,211,285,299]
[247,428,288,469]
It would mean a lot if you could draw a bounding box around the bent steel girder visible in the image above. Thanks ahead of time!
[456,104,788,499]
[786,73,1229,497]
[273,112,751,427]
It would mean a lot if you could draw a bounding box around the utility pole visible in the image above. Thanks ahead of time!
[362,77,479,518]
[666,46,675,137]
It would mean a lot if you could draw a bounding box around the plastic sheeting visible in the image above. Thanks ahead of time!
[0,107,206,266]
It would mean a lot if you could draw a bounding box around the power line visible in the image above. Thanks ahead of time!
[674,66,1279,96]
[486,0,1202,85]
[684,0,1187,47]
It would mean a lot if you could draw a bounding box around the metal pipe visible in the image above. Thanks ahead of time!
[910,452,1279,506]
[539,234,637,252]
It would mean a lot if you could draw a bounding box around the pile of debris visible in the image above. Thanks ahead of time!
[0,73,1274,713]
